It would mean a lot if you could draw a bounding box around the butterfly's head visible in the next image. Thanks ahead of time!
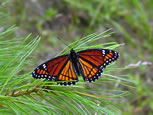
[70,48,75,53]
[70,49,77,60]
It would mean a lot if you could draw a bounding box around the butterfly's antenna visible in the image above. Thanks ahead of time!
[56,36,72,56]
[75,33,84,48]
[57,36,70,48]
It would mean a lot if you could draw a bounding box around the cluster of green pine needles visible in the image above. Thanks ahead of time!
[0,25,135,114]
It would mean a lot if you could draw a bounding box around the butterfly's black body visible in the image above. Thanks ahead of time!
[32,48,119,86]
[69,49,81,76]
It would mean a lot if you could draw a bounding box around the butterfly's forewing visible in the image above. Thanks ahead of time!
[78,49,119,82]
[32,55,68,81]
[32,55,78,86]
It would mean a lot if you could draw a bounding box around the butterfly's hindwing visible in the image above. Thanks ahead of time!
[57,59,78,86]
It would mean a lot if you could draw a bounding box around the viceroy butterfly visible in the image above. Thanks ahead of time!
[32,49,119,86]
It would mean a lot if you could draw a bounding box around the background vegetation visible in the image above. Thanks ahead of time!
[0,0,153,114]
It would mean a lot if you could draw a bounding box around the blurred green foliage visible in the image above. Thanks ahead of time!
[0,0,153,114]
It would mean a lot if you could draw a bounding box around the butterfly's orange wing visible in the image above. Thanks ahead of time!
[32,55,78,85]
[57,60,78,85]
[32,49,119,85]
[78,49,119,82]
